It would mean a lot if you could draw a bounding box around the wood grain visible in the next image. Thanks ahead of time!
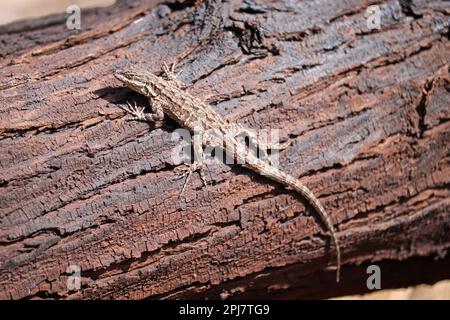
[0,0,449,299]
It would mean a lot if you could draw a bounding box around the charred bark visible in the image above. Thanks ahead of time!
[0,0,449,299]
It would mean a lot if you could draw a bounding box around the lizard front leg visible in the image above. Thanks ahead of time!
[162,62,184,88]
[120,98,164,122]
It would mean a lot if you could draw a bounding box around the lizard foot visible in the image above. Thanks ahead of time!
[162,62,184,88]
[120,102,147,121]
[176,162,207,197]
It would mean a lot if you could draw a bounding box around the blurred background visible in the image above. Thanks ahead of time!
[0,0,115,25]
[1,0,448,300]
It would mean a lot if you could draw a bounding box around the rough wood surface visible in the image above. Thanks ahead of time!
[0,0,449,300]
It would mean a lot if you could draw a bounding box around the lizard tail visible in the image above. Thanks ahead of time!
[263,166,341,282]
[290,179,341,283]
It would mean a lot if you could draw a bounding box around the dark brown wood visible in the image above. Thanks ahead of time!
[0,0,449,300]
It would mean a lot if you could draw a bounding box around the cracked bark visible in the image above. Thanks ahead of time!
[0,0,449,300]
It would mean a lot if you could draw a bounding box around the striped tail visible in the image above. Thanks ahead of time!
[258,164,341,282]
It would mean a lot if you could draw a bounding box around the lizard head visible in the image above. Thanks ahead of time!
[114,68,161,97]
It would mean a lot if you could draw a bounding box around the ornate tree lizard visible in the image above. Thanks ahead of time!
[114,64,341,282]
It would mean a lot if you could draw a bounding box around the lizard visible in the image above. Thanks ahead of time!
[114,64,342,282]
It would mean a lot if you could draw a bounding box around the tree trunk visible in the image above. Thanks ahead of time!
[0,0,449,300]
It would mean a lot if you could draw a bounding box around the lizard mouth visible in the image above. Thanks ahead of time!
[114,71,128,83]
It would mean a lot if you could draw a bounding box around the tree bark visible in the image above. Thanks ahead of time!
[0,0,449,300]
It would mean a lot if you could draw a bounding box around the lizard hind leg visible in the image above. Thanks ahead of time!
[177,134,208,197]
[177,162,207,197]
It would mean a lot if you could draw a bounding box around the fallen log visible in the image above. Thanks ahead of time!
[0,0,449,299]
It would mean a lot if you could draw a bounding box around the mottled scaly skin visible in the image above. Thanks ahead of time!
[114,67,341,282]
